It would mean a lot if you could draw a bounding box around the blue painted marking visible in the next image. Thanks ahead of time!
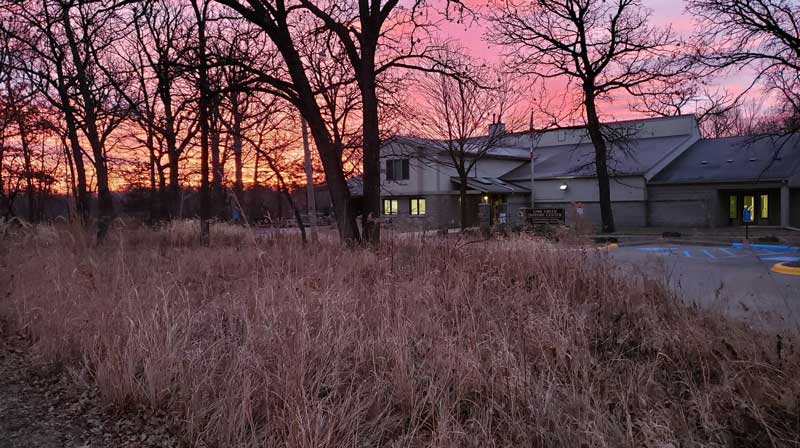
[683,250,692,257]
[732,243,800,252]
[762,256,800,262]
[639,247,671,252]
[702,249,716,259]
[720,248,736,257]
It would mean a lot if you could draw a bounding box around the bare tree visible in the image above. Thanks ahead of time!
[1,1,92,221]
[688,0,800,133]
[631,83,740,138]
[488,0,686,233]
[200,0,361,243]
[0,34,23,219]
[413,53,520,230]
[0,32,37,221]
[108,0,199,220]
[189,0,212,242]
[56,0,125,238]
[208,0,455,244]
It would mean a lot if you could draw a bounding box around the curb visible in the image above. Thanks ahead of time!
[771,262,800,276]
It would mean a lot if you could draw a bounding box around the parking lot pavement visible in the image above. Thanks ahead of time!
[609,244,800,329]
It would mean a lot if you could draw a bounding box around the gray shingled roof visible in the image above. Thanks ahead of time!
[650,135,800,184]
[389,136,530,160]
[501,135,693,181]
[450,177,530,193]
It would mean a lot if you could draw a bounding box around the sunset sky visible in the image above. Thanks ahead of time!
[435,0,770,123]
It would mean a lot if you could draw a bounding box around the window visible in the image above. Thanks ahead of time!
[729,195,737,220]
[760,194,769,219]
[383,199,398,215]
[385,159,409,181]
[410,198,426,216]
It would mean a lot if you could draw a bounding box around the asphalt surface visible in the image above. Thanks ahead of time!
[610,243,800,329]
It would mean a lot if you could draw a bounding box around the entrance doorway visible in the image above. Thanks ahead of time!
[482,194,509,225]
[726,190,779,226]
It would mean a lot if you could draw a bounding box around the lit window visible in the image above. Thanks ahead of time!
[410,198,426,216]
[729,196,737,220]
[760,194,769,219]
[383,199,398,215]
[385,159,410,181]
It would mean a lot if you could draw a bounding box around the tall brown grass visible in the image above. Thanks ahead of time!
[1,222,799,447]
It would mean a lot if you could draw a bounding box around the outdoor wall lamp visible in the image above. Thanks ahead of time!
[559,184,568,191]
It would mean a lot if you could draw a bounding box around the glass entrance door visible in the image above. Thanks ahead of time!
[743,195,755,223]
[727,191,777,226]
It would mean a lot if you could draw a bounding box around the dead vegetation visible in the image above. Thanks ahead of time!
[1,222,799,447]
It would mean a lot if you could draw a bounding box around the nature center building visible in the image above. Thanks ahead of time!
[378,115,800,230]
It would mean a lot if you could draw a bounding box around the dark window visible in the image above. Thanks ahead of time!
[385,159,409,181]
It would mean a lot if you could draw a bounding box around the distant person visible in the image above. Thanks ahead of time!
[232,209,241,224]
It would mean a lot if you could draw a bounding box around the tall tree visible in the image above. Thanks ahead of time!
[190,0,212,242]
[1,1,91,221]
[57,0,121,237]
[489,0,685,233]
[109,0,198,219]
[687,0,800,134]
[204,0,362,243]
[209,0,448,244]
[414,54,520,230]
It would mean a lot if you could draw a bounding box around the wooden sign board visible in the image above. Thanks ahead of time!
[526,208,565,225]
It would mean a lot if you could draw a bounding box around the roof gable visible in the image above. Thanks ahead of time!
[500,134,694,181]
[650,135,800,185]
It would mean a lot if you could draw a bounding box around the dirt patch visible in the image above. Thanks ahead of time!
[0,333,180,448]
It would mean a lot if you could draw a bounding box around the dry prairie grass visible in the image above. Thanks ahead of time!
[1,223,799,447]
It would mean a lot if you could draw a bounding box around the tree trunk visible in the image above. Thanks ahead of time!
[62,106,89,223]
[61,3,113,238]
[210,108,224,219]
[5,79,36,222]
[583,86,616,233]
[231,90,244,200]
[459,172,468,231]
[359,53,381,245]
[192,0,211,243]
[253,150,260,186]
[282,184,306,244]
[156,66,181,219]
[17,109,35,223]
[147,132,158,223]
[0,135,6,219]
[274,28,360,243]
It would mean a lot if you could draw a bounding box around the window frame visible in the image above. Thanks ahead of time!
[383,198,398,215]
[760,194,769,219]
[410,198,426,216]
[385,159,410,181]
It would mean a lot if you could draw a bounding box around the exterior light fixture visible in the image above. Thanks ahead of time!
[559,184,568,191]
[483,195,489,202]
